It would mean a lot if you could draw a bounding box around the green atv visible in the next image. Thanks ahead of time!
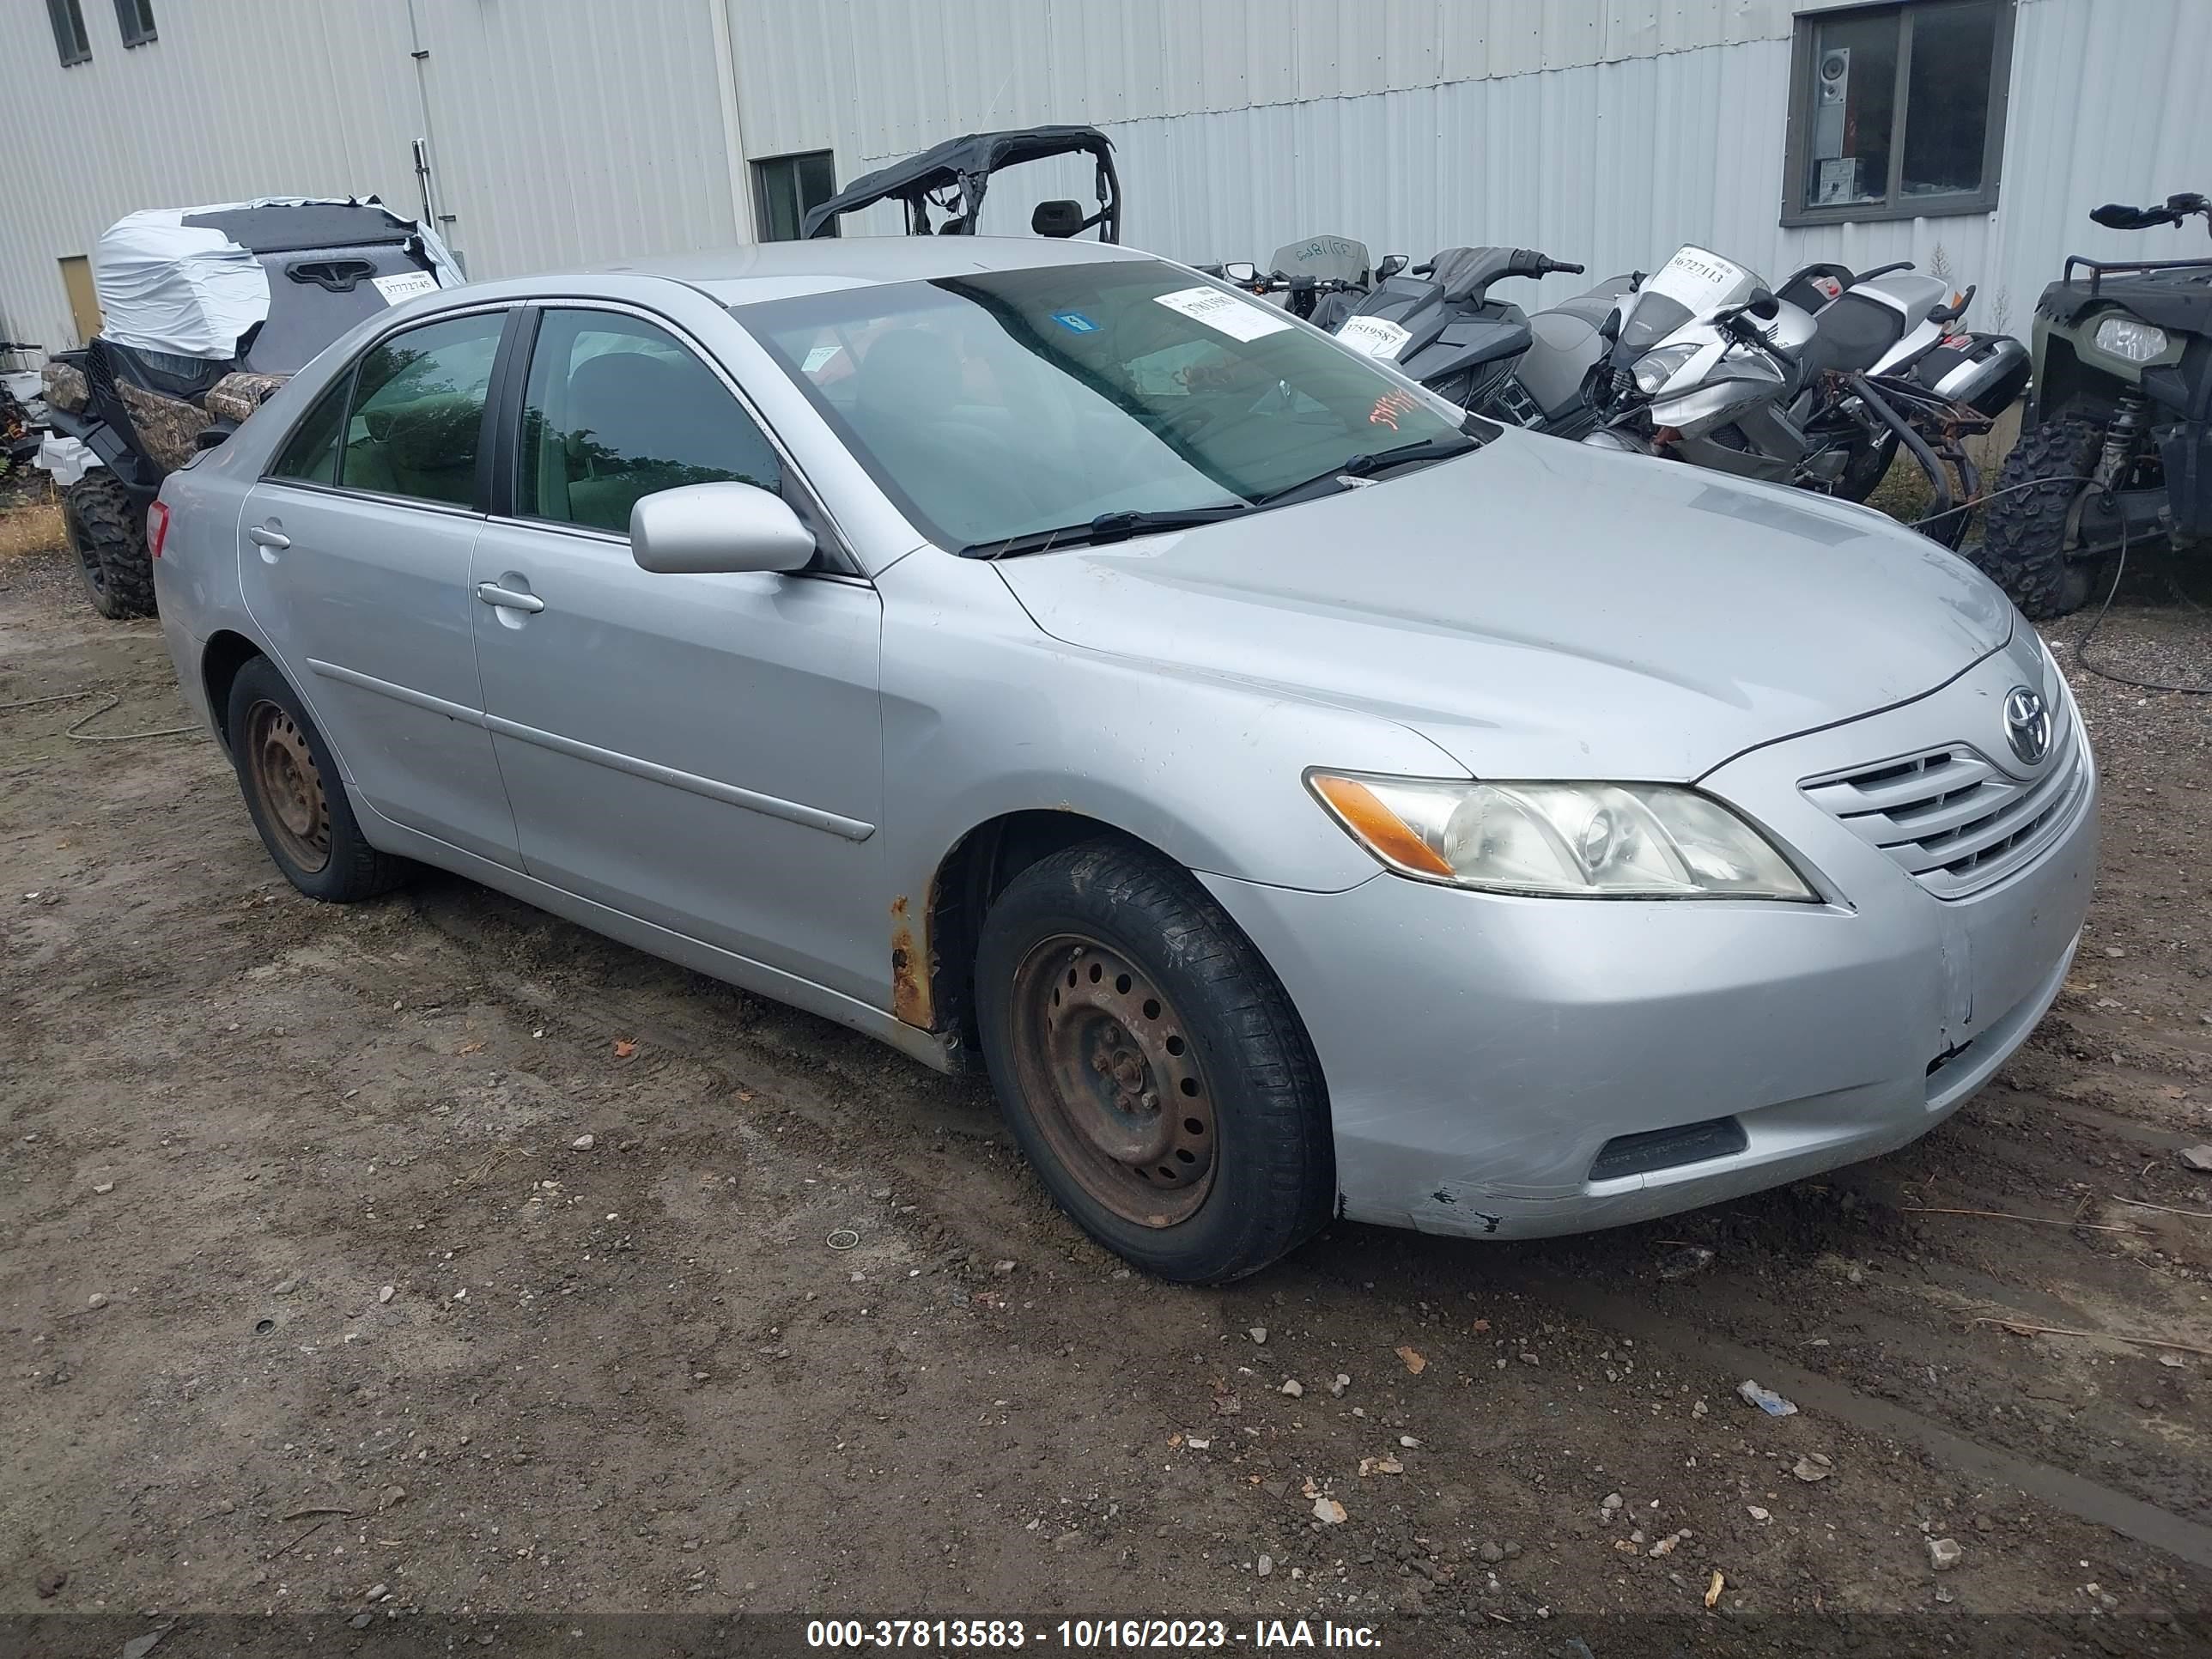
[1977,192,2211,617]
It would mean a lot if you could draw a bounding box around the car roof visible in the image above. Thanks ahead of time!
[602,235,1156,306]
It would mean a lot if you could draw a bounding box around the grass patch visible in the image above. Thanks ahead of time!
[0,498,66,561]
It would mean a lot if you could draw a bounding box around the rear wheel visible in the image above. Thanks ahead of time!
[226,656,410,902]
[1975,416,2105,618]
[975,839,1334,1284]
[64,471,155,620]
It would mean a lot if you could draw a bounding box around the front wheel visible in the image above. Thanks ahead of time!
[974,840,1334,1284]
[1974,416,2105,618]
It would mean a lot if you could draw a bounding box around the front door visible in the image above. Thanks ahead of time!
[469,306,886,1003]
[239,307,521,867]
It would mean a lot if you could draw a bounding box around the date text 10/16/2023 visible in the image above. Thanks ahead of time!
[805,1619,1384,1649]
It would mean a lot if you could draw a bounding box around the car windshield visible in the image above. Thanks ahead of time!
[732,261,1473,553]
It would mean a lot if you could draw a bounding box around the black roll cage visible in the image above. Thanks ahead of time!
[800,125,1121,243]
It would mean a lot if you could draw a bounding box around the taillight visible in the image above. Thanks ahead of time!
[148,500,170,559]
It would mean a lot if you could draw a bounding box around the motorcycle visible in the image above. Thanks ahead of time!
[1583,246,2026,547]
[1771,259,2031,501]
[1323,246,1634,435]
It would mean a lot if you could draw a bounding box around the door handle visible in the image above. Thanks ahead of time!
[476,582,545,614]
[248,525,290,550]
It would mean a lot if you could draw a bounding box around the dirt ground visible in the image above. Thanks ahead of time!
[6,496,2212,1658]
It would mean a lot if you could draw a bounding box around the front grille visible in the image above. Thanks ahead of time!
[1801,702,2088,899]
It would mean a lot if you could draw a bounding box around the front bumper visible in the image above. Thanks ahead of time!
[1202,636,2098,1241]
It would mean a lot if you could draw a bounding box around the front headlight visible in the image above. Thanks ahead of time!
[1632,343,1700,396]
[2093,316,2167,362]
[1308,772,1816,899]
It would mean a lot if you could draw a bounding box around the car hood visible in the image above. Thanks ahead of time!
[992,431,2012,781]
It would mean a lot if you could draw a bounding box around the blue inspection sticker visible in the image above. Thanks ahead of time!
[1051,310,1099,333]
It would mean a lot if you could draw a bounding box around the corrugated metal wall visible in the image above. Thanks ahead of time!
[732,0,2212,321]
[0,0,2206,354]
[0,0,744,349]
[0,2,420,347]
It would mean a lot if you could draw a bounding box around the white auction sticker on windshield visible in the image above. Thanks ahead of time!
[372,271,439,306]
[1336,315,1412,360]
[801,343,843,374]
[1153,286,1291,342]
[1646,247,1750,313]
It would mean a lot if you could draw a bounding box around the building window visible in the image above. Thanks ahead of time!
[113,0,155,47]
[1782,0,2014,226]
[47,0,92,65]
[753,151,839,242]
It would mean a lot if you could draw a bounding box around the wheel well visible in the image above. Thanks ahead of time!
[2033,337,2123,425]
[200,630,264,751]
[915,811,1166,1061]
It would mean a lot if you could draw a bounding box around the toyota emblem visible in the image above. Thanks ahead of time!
[2002,686,2052,767]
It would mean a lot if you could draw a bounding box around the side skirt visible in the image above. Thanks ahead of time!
[351,792,957,1075]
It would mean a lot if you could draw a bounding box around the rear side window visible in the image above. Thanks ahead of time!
[518,309,781,536]
[341,311,506,507]
[269,374,349,483]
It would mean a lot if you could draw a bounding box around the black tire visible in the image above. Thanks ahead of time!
[1974,416,2104,619]
[974,838,1334,1284]
[1832,429,1897,504]
[225,656,411,902]
[64,471,155,620]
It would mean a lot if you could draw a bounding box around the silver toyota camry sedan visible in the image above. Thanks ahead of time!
[150,236,2095,1282]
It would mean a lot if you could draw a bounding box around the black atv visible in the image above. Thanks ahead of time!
[41,198,453,619]
[1978,192,2212,617]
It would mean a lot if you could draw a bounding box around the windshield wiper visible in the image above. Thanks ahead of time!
[961,505,1250,560]
[1249,434,1480,507]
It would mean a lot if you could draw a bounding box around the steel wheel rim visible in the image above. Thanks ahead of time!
[1008,934,1218,1227]
[244,700,331,873]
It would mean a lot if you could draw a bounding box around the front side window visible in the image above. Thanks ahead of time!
[754,151,839,242]
[340,311,506,507]
[1784,0,2012,225]
[735,261,1469,552]
[48,0,91,64]
[519,310,781,536]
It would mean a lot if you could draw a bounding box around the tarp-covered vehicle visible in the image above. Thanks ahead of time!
[801,125,1121,242]
[42,197,461,617]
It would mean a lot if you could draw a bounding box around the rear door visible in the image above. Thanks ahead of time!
[467,304,886,1003]
[238,306,522,868]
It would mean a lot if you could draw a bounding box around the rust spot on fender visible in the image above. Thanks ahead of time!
[890,894,931,1029]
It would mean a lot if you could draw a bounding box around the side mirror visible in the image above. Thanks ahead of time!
[1747,287,1780,319]
[630,482,816,575]
[1220,260,1259,285]
[1376,253,1408,280]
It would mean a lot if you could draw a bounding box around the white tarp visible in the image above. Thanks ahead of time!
[92,196,464,362]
